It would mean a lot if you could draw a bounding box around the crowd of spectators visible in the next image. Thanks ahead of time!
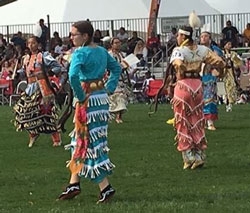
[1,19,250,104]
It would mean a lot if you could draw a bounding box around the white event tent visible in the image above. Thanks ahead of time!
[0,0,249,26]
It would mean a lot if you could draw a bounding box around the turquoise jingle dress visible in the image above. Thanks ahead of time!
[68,46,121,183]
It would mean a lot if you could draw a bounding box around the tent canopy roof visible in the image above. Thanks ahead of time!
[0,0,17,7]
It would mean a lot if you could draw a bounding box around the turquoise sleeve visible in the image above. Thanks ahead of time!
[69,51,86,102]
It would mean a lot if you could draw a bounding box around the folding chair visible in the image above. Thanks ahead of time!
[9,80,27,106]
[145,79,166,103]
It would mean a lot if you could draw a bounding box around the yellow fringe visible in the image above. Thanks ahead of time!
[67,160,84,175]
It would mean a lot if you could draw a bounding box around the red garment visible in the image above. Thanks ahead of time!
[25,53,54,100]
[0,78,13,95]
[147,37,160,48]
[172,79,207,152]
[204,114,218,121]
[1,70,10,79]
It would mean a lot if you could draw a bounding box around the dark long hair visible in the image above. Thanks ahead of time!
[72,20,93,46]
[181,26,194,42]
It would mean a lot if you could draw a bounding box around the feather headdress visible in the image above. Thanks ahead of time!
[200,23,211,34]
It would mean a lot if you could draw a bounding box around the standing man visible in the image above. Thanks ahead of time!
[39,18,49,51]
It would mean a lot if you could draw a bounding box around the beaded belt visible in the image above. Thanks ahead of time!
[81,79,104,93]
[183,71,200,79]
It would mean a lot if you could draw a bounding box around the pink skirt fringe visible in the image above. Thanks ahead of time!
[172,79,207,152]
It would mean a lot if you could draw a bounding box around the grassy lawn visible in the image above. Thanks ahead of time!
[0,103,250,213]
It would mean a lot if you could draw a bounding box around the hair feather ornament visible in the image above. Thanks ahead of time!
[189,11,201,41]
[189,11,201,29]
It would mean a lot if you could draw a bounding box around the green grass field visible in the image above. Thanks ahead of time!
[1,103,250,213]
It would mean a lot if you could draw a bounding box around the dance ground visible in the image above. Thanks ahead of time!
[0,103,250,213]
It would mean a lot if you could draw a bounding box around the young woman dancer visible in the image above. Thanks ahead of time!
[58,21,121,203]
[13,36,62,147]
[170,26,225,169]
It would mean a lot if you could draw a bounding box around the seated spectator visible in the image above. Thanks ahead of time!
[150,44,162,65]
[142,71,155,104]
[93,29,103,46]
[147,31,161,62]
[0,61,13,80]
[142,71,154,91]
[133,40,148,67]
[0,33,7,47]
[4,43,16,61]
[222,20,239,47]
[54,40,64,57]
[15,45,23,60]
[0,45,5,61]
[243,23,250,47]
[10,31,26,51]
[101,36,111,50]
[0,60,14,95]
[50,31,63,52]
[147,31,160,51]
[237,34,244,47]
[236,90,248,104]
[166,28,177,56]
[127,31,143,54]
[116,27,129,52]
[169,27,177,41]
